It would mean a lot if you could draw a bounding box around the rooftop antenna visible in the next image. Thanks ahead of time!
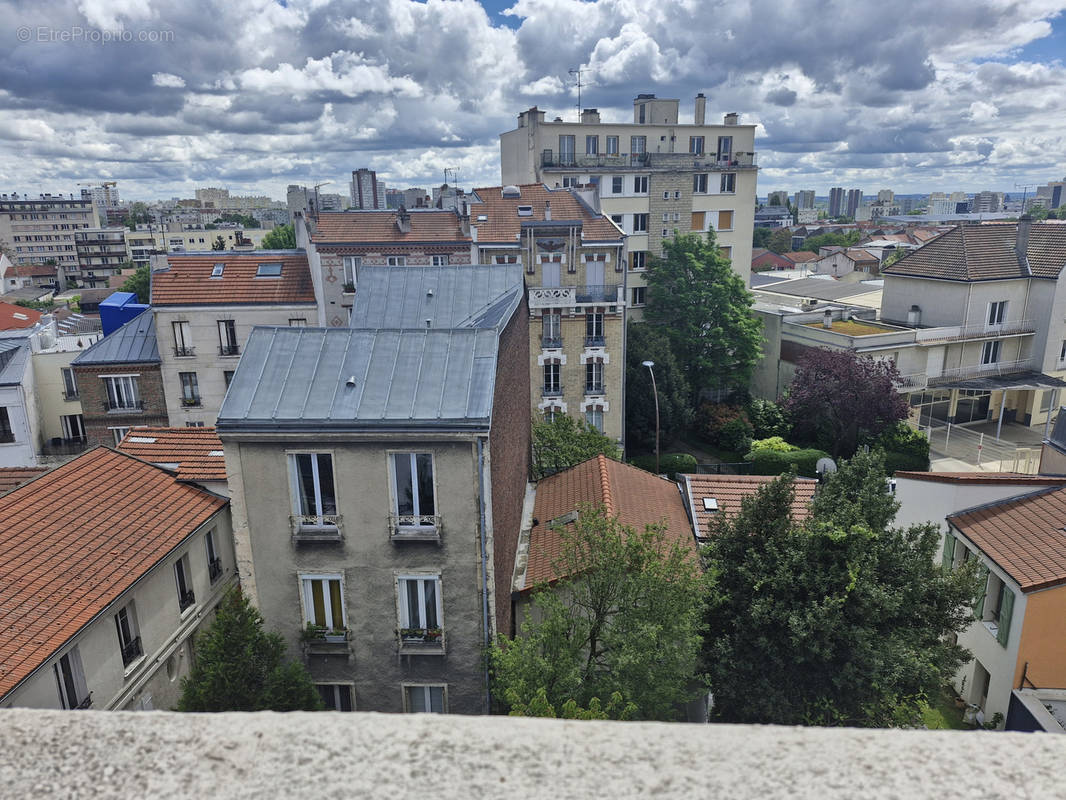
[1014,182,1038,211]
[568,67,584,119]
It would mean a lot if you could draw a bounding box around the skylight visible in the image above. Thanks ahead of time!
[703,498,719,512]
[208,450,224,457]
[211,263,225,277]
[256,262,282,277]
[128,436,157,443]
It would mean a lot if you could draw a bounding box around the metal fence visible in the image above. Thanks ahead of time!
[910,419,1040,473]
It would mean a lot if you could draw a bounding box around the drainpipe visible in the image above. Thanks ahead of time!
[476,436,491,710]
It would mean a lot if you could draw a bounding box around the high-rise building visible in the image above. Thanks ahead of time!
[1034,178,1065,210]
[350,168,386,210]
[0,193,97,274]
[972,191,1004,213]
[845,189,863,219]
[877,189,894,203]
[794,190,815,209]
[194,187,230,209]
[767,190,789,206]
[828,187,845,217]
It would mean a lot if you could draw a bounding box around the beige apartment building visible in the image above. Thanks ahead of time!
[0,194,97,277]
[501,94,758,316]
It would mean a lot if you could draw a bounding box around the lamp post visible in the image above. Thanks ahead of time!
[642,360,660,475]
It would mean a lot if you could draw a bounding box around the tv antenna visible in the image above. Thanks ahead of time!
[443,166,460,187]
[568,68,585,118]
[1014,182,1038,211]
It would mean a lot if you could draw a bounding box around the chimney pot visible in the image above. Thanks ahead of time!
[544,201,551,221]
[823,310,833,329]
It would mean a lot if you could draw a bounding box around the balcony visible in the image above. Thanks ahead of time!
[40,437,89,457]
[541,336,562,349]
[928,358,1036,385]
[542,385,564,398]
[914,319,1036,343]
[302,625,351,656]
[103,400,144,413]
[389,514,442,543]
[584,335,606,348]
[540,151,758,171]
[174,346,195,358]
[575,284,621,304]
[218,344,240,357]
[178,589,196,612]
[290,514,343,544]
[584,383,605,395]
[180,396,202,408]
[528,285,621,309]
[120,636,142,667]
[208,557,223,583]
[398,627,444,655]
[541,151,649,169]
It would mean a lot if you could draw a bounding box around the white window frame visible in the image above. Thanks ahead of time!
[61,367,78,398]
[288,452,338,524]
[210,262,225,277]
[585,135,598,155]
[430,255,449,266]
[114,602,141,667]
[218,319,238,353]
[585,361,604,393]
[543,362,561,393]
[53,646,89,709]
[585,407,604,432]
[386,256,407,267]
[205,528,222,583]
[631,286,646,306]
[172,321,193,356]
[389,452,437,527]
[397,573,443,631]
[987,300,1007,328]
[342,256,361,286]
[288,318,307,327]
[632,213,648,233]
[690,136,705,154]
[982,339,1002,365]
[109,426,130,445]
[606,136,619,155]
[175,552,195,613]
[402,684,446,713]
[611,176,623,194]
[299,573,347,630]
[61,414,85,440]
[633,175,648,194]
[720,173,736,193]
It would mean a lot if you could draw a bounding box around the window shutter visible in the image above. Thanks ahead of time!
[941,534,955,571]
[997,587,1015,647]
[974,565,990,618]
[692,212,705,231]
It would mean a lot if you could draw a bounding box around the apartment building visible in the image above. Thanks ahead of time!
[0,447,234,711]
[500,94,757,307]
[0,337,39,467]
[74,228,130,288]
[828,187,844,217]
[794,190,815,209]
[468,183,627,443]
[216,271,530,713]
[350,168,386,210]
[150,251,318,426]
[0,194,96,271]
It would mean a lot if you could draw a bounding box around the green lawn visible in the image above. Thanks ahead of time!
[921,686,968,730]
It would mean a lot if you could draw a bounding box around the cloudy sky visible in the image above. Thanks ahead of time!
[2,0,1065,202]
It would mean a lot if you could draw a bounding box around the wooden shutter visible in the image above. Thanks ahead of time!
[997,587,1015,646]
[718,210,733,230]
[691,212,705,231]
[974,565,990,618]
[941,534,955,571]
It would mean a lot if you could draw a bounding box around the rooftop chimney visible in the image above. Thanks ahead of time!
[1016,214,1032,271]
[544,201,551,221]
[396,205,411,234]
[822,309,833,329]
[724,112,739,126]
[580,108,600,124]
[694,93,706,125]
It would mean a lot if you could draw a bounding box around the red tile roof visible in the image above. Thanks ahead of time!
[895,471,1066,486]
[522,455,696,591]
[949,486,1066,592]
[0,301,42,330]
[0,447,227,699]
[471,184,623,243]
[681,474,817,539]
[312,210,469,244]
[783,251,819,263]
[117,427,226,482]
[0,467,48,495]
[151,252,316,306]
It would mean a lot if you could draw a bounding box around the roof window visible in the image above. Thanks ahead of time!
[256,262,282,277]
[128,436,157,443]
[211,263,225,277]
[517,205,533,217]
[703,497,719,512]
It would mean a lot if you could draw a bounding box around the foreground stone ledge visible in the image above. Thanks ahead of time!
[0,710,1061,799]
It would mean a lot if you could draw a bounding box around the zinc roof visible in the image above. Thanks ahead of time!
[71,309,158,365]
[0,338,30,385]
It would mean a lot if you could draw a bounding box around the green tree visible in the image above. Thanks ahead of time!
[882,248,907,267]
[802,231,862,252]
[123,202,151,230]
[644,231,763,400]
[262,223,297,249]
[177,589,322,712]
[767,227,792,254]
[121,263,150,303]
[531,414,621,480]
[702,453,980,727]
[752,227,772,249]
[625,322,693,452]
[490,505,707,721]
[211,235,227,251]
[1027,205,1049,221]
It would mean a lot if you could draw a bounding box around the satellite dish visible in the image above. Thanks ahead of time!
[816,457,837,475]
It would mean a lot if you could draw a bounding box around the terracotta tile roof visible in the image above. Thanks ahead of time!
[949,486,1066,592]
[471,184,623,243]
[0,447,227,699]
[522,455,696,591]
[312,210,469,244]
[0,467,47,495]
[783,251,819,263]
[0,301,42,330]
[150,252,316,306]
[14,264,58,278]
[681,474,817,539]
[895,471,1066,485]
[117,427,226,482]
[882,223,1066,281]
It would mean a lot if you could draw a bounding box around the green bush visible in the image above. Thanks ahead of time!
[629,452,698,479]
[695,403,749,447]
[746,437,798,456]
[747,447,830,478]
[882,450,930,474]
[718,417,753,454]
[747,398,789,439]
[865,423,930,473]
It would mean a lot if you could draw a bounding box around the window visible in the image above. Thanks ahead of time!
[633,176,648,194]
[103,376,140,411]
[982,340,1001,365]
[61,414,85,441]
[110,426,130,446]
[179,372,200,407]
[172,321,193,357]
[987,301,1007,327]
[289,453,337,524]
[256,262,282,277]
[223,370,235,389]
[977,569,1015,646]
[210,263,224,277]
[720,246,733,260]
[391,453,436,526]
[562,176,579,188]
[585,408,604,432]
[663,192,670,201]
[431,255,449,266]
[718,210,734,230]
[720,173,736,193]
[493,255,518,264]
[317,684,354,711]
[693,174,708,194]
[288,318,307,327]
[114,603,142,667]
[404,685,445,713]
[674,190,682,200]
[342,256,360,287]
[218,319,238,356]
[611,176,623,194]
[638,103,646,123]
[0,407,13,443]
[186,421,205,428]
[61,367,78,399]
[585,361,604,393]
[662,228,669,237]
[631,286,646,306]
[690,136,705,154]
[631,251,647,270]
[586,312,604,346]
[542,312,561,347]
[633,214,648,233]
[631,135,646,154]
[662,212,669,223]
[301,574,346,630]
[606,136,619,155]
[717,135,733,162]
[610,214,623,226]
[543,362,561,395]
[386,256,407,267]
[585,135,598,155]
[54,647,90,709]
[175,553,195,612]
[398,575,441,633]
[1060,340,1066,364]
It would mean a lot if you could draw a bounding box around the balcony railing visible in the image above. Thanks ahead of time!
[174,346,195,358]
[541,151,649,169]
[75,693,93,710]
[62,390,79,401]
[584,335,606,348]
[208,557,223,583]
[389,514,442,542]
[180,396,202,408]
[290,514,343,544]
[540,151,758,171]
[178,589,196,612]
[928,358,1036,385]
[120,636,143,667]
[218,344,240,356]
[542,385,564,397]
[575,285,620,304]
[541,336,562,349]
[584,383,605,395]
[40,437,89,457]
[103,400,144,413]
[528,285,622,308]
[914,319,1036,343]
[398,627,444,653]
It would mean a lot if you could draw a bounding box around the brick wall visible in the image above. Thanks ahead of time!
[489,292,531,638]
[74,363,168,446]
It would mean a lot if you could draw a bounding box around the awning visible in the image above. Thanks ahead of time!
[931,371,1066,391]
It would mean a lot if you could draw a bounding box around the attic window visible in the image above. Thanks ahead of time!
[208,450,224,457]
[517,205,534,217]
[549,510,579,527]
[13,312,28,320]
[703,498,719,512]
[476,215,488,222]
[256,262,282,277]
[211,263,225,277]
[128,436,157,443]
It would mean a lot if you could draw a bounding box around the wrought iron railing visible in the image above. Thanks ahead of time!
[584,383,605,395]
[208,557,223,582]
[584,335,606,348]
[575,285,620,303]
[174,346,195,357]
[218,344,240,356]
[389,514,442,542]
[542,385,564,397]
[103,400,144,412]
[290,514,343,543]
[178,589,196,612]
[541,336,562,349]
[120,636,142,667]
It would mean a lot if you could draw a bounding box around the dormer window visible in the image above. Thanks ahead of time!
[256,262,282,277]
[211,263,225,277]
[517,205,533,217]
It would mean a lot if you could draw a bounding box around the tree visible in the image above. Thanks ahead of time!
[625,322,693,452]
[802,231,862,252]
[211,235,227,251]
[882,248,907,268]
[752,227,772,249]
[121,264,150,303]
[702,453,981,727]
[644,231,763,400]
[531,414,621,480]
[767,227,792,254]
[490,505,707,721]
[177,589,322,712]
[784,348,909,458]
[262,223,296,249]
[123,202,151,230]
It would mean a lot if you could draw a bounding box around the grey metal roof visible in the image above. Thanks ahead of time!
[216,326,501,431]
[71,309,159,365]
[348,265,524,330]
[750,273,788,287]
[0,338,30,386]
[754,277,880,302]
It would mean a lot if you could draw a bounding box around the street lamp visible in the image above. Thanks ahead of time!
[642,360,660,475]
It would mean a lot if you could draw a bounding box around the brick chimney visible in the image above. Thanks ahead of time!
[396,205,411,234]
[694,93,706,125]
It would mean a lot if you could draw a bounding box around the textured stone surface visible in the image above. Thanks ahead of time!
[2,710,1063,798]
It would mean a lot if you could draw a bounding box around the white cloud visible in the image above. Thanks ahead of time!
[152,73,186,89]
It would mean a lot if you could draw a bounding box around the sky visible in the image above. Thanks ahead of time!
[1,0,1065,202]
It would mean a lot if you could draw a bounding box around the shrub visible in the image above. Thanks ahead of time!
[747,447,831,478]
[865,423,930,474]
[695,403,752,451]
[882,450,930,474]
[746,437,798,457]
[747,398,789,439]
[718,417,753,454]
[630,452,698,479]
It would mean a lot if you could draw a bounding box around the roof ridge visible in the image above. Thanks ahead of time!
[948,484,1065,522]
[597,454,615,517]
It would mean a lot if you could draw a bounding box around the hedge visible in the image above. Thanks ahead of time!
[747,447,831,478]
[883,450,930,474]
[629,452,698,480]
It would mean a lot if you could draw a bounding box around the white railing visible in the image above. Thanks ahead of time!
[528,286,575,308]
[915,319,1036,343]
[290,514,343,542]
[928,358,1035,384]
